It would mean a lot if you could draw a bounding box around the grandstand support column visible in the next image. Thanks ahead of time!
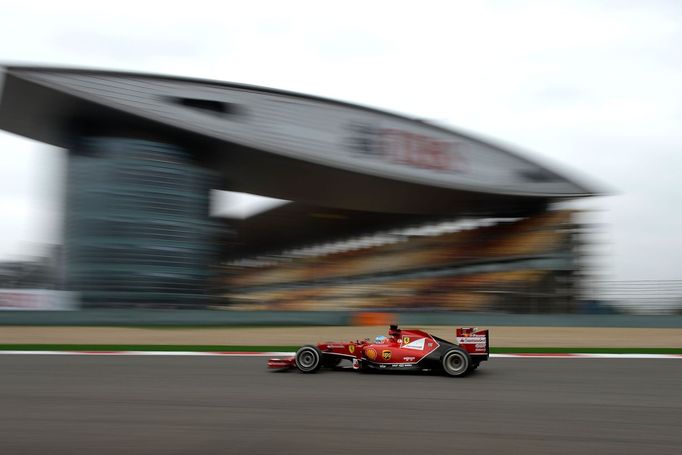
[63,135,220,308]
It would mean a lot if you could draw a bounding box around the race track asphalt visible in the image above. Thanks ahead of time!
[0,356,680,455]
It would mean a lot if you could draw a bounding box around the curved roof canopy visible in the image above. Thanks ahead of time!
[0,66,596,215]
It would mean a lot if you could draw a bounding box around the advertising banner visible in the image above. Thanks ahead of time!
[0,289,78,311]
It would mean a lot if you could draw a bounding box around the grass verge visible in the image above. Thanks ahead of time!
[0,344,680,354]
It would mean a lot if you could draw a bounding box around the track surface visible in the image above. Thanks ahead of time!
[0,356,680,454]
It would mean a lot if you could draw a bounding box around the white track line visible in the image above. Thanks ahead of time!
[0,351,680,359]
[0,351,295,356]
[490,353,682,359]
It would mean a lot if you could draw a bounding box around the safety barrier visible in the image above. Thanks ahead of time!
[0,310,680,328]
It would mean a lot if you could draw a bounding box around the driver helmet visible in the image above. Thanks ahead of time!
[374,335,388,344]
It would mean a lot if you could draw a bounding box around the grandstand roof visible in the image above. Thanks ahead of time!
[224,201,443,259]
[0,65,598,216]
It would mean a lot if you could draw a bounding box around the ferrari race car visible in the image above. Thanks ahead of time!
[268,325,489,377]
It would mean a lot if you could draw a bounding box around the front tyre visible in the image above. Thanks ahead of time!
[441,348,471,377]
[295,345,322,373]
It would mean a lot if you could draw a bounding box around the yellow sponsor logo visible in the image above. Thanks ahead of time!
[403,336,410,345]
[382,350,391,361]
[349,344,355,354]
[365,348,377,360]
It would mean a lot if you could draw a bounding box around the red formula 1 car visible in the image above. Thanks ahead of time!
[268,325,489,377]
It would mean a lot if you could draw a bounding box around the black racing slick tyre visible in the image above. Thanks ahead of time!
[295,345,323,373]
[441,347,471,377]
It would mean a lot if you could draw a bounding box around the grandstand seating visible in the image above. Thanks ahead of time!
[222,210,577,312]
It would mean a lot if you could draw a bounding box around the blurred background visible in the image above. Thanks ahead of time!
[1,3,681,455]
[0,0,681,319]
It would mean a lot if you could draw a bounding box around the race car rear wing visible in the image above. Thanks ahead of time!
[456,327,489,359]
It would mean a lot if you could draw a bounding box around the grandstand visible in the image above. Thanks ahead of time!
[222,209,581,313]
[0,66,598,310]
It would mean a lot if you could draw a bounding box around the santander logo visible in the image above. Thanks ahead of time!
[346,122,466,172]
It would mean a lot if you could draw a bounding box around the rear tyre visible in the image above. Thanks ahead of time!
[295,345,322,373]
[441,348,471,377]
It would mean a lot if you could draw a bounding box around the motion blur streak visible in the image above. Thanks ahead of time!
[0,351,680,359]
[0,357,679,455]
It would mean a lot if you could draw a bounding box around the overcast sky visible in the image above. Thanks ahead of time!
[0,0,680,282]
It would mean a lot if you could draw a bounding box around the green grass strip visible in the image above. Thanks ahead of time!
[0,344,680,354]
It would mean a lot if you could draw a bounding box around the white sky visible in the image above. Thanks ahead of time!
[0,0,680,281]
